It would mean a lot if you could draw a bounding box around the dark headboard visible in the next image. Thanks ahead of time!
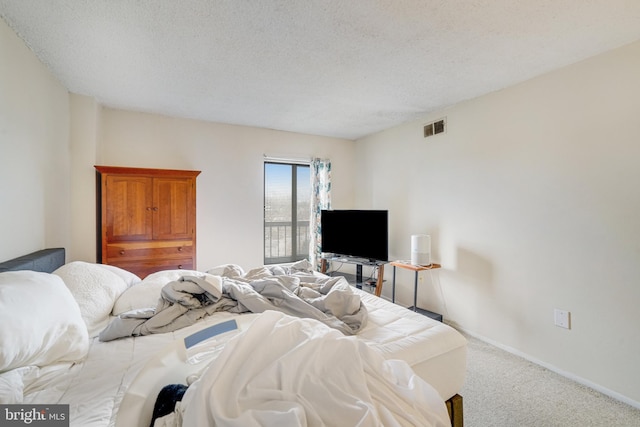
[0,248,66,273]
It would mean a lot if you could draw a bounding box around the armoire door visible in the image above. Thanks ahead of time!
[105,175,153,241]
[152,177,195,240]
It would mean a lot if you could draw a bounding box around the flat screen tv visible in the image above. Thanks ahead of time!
[320,210,388,262]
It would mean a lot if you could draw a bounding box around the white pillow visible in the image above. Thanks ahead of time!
[112,269,201,315]
[95,264,141,287]
[0,271,89,373]
[53,261,130,337]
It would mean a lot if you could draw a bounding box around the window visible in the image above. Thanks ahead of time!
[264,162,311,264]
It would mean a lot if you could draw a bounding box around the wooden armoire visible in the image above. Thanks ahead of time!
[95,166,201,278]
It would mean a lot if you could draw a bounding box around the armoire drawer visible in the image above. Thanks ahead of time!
[107,257,194,279]
[106,241,193,261]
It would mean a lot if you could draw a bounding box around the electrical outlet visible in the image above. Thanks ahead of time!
[554,309,571,329]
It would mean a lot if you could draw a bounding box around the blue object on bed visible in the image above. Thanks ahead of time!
[184,319,238,349]
[0,248,66,273]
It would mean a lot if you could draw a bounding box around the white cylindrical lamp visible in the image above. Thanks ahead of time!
[411,234,431,266]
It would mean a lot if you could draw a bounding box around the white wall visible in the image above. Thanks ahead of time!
[0,18,71,261]
[96,108,356,270]
[355,41,640,405]
[68,94,101,262]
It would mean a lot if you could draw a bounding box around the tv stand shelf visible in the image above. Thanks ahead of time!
[320,255,386,297]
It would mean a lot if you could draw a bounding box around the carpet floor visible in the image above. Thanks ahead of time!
[459,333,640,427]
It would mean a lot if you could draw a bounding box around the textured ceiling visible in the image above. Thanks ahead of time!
[2,1,640,140]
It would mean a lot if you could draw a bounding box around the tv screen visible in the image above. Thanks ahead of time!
[320,210,388,262]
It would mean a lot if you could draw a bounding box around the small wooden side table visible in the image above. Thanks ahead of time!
[390,261,442,321]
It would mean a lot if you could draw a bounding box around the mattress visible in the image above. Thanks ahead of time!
[355,290,467,400]
[6,281,466,427]
[12,298,466,427]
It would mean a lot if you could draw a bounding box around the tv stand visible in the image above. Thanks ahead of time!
[320,255,386,297]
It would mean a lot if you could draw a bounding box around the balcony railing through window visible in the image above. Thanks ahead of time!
[264,220,310,264]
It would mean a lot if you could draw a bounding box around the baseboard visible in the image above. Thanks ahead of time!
[451,324,640,411]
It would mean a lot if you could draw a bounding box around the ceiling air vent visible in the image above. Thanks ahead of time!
[424,118,446,138]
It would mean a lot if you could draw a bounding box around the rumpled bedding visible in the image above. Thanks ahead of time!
[154,311,451,427]
[100,261,367,341]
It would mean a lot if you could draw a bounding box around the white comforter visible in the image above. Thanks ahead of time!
[157,311,451,427]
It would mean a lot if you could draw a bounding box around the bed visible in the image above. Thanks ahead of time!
[0,248,466,427]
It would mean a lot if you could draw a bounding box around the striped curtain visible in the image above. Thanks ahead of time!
[309,158,331,271]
